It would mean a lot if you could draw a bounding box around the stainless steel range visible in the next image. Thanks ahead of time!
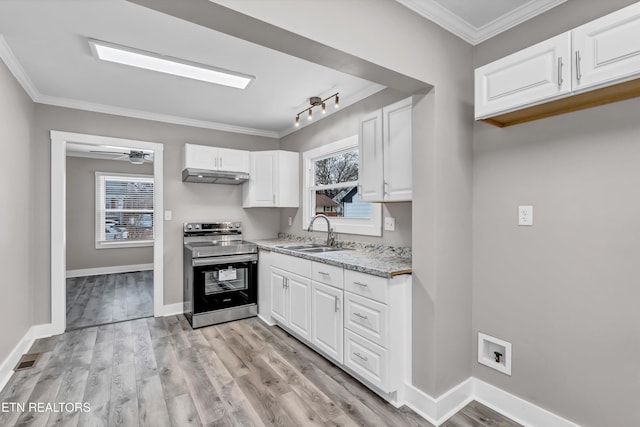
[183,221,258,328]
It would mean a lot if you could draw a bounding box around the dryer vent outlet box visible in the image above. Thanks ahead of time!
[478,332,512,375]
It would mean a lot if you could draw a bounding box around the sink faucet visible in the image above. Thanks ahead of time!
[307,214,335,246]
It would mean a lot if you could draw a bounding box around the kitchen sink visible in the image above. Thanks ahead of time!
[276,243,350,253]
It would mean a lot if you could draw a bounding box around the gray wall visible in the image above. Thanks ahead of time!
[280,88,412,248]
[0,59,35,364]
[66,156,154,271]
[214,0,475,396]
[473,1,640,426]
[33,104,280,322]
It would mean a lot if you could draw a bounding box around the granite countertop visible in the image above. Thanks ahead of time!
[250,235,412,278]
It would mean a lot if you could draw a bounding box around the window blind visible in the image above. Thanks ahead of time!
[96,172,154,246]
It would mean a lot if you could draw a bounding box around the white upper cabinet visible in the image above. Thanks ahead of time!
[382,99,413,201]
[475,33,571,119]
[572,2,640,92]
[183,143,249,173]
[475,2,640,125]
[217,147,250,173]
[358,97,412,202]
[243,150,299,208]
[358,110,384,202]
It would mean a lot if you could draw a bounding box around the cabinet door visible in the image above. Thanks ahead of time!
[475,33,571,119]
[358,110,384,202]
[218,147,249,173]
[311,281,343,364]
[287,273,312,340]
[249,151,277,206]
[183,144,217,170]
[269,268,287,324]
[382,98,412,202]
[572,2,640,92]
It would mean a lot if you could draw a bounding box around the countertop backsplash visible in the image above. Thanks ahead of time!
[276,233,412,258]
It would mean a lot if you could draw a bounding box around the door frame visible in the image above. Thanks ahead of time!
[50,130,164,334]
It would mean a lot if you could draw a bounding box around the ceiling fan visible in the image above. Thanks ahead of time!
[89,149,152,164]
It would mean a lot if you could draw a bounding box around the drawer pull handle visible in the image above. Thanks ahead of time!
[335,296,340,312]
[318,271,330,276]
[354,352,368,362]
[354,312,368,320]
[354,281,368,287]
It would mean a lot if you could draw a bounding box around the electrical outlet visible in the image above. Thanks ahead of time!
[518,205,533,226]
[164,210,172,221]
[384,217,396,231]
[288,216,293,226]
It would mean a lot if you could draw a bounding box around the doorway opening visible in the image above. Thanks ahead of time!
[51,131,164,335]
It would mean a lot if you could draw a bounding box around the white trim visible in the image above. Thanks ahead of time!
[473,378,582,427]
[302,135,382,237]
[66,263,154,278]
[0,324,55,393]
[401,377,582,426]
[395,0,567,45]
[403,378,475,426]
[51,131,164,335]
[37,94,279,138]
[158,303,184,317]
[0,35,39,99]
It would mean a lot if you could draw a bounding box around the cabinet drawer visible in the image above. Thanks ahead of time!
[271,252,311,277]
[344,270,388,304]
[344,292,387,347]
[311,262,343,288]
[344,330,389,392]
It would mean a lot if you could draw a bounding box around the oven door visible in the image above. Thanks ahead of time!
[192,253,257,313]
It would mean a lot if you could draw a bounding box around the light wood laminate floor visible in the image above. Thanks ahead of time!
[66,271,153,331]
[0,316,521,426]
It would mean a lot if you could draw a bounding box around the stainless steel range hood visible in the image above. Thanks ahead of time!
[182,168,249,184]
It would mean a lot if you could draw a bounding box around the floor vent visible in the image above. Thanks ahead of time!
[14,353,42,371]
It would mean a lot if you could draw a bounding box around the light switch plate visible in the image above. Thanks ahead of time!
[384,217,396,231]
[164,210,172,221]
[518,205,532,226]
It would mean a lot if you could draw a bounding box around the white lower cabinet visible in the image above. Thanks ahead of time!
[260,250,411,399]
[269,266,311,340]
[344,329,389,391]
[311,281,343,364]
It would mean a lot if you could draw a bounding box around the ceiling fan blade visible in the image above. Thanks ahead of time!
[89,150,128,155]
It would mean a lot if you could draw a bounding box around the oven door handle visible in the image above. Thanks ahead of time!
[192,253,258,266]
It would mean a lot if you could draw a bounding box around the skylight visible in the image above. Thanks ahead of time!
[88,39,254,89]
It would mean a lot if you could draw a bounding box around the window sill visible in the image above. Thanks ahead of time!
[96,240,154,250]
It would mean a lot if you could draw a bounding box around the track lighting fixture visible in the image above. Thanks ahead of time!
[294,92,339,126]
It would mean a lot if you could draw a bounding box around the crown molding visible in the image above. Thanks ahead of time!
[0,34,40,99]
[35,94,280,138]
[395,0,567,45]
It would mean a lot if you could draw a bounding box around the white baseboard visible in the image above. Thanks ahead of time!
[159,303,184,317]
[473,378,582,427]
[257,314,276,326]
[0,323,55,393]
[402,377,581,427]
[403,378,474,426]
[66,263,154,278]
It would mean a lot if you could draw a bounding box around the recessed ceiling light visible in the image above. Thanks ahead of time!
[88,39,254,89]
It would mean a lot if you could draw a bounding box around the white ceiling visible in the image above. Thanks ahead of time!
[395,0,567,44]
[0,1,568,139]
[0,0,384,138]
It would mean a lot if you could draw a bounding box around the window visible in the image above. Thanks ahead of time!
[95,172,154,248]
[303,135,381,236]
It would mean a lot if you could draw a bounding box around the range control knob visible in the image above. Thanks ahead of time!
[195,224,201,230]
[186,224,193,230]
